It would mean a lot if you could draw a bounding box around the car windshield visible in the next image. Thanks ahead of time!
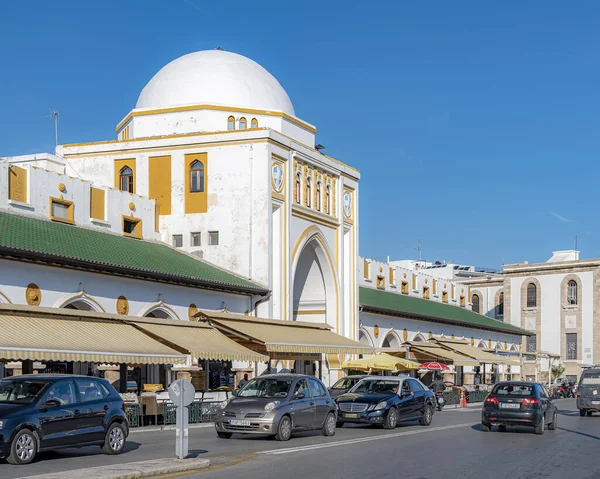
[350,379,400,395]
[331,378,358,389]
[492,383,533,397]
[0,379,49,404]
[580,372,600,385]
[238,378,293,398]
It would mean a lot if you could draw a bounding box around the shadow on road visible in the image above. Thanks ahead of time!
[33,441,142,462]
[557,427,600,441]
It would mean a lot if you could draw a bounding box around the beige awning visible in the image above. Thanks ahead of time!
[436,341,513,365]
[196,310,375,355]
[127,318,268,362]
[402,343,480,366]
[0,310,186,365]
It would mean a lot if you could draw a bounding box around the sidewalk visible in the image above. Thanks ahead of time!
[17,457,211,479]
[129,422,214,434]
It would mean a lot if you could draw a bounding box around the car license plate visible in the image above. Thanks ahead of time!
[500,403,520,409]
[345,413,359,418]
[592,401,600,405]
[229,419,251,426]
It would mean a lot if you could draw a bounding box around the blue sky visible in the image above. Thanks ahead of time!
[1,1,598,268]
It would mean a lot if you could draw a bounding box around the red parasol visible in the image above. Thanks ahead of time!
[419,361,450,371]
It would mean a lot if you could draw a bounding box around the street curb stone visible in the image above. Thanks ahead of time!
[130,422,214,433]
[15,457,211,479]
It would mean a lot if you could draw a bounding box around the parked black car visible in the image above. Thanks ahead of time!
[481,381,558,435]
[577,368,600,416]
[0,374,129,465]
[328,375,370,399]
[334,376,436,429]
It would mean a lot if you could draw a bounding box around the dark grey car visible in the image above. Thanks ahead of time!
[577,368,600,416]
[214,374,337,441]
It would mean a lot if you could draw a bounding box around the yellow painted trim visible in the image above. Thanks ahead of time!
[272,192,285,202]
[291,205,339,229]
[251,118,259,128]
[184,153,208,214]
[291,225,340,333]
[115,104,318,134]
[90,187,106,221]
[49,196,75,225]
[114,158,136,193]
[8,166,27,203]
[293,310,327,315]
[239,117,247,129]
[148,155,172,216]
[122,214,143,239]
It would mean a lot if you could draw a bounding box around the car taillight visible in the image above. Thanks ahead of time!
[522,398,539,406]
[577,392,581,398]
[485,396,498,405]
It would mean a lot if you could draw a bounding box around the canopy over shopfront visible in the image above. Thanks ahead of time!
[435,340,521,367]
[379,342,480,366]
[0,304,186,365]
[196,310,375,359]
[342,353,419,372]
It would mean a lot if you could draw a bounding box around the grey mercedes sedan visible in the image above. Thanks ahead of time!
[214,374,337,441]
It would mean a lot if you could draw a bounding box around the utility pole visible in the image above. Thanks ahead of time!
[45,109,59,153]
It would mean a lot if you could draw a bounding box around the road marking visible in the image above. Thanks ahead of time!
[260,422,474,455]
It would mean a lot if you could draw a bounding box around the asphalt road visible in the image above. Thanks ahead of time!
[1,400,597,479]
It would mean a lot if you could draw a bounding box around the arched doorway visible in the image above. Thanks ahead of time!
[382,332,401,348]
[63,300,96,311]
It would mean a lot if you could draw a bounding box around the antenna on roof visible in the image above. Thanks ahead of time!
[574,233,578,251]
[415,240,422,262]
[45,109,59,153]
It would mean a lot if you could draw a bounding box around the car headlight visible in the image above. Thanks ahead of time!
[0,420,3,429]
[265,401,280,412]
[219,400,230,409]
[374,401,387,411]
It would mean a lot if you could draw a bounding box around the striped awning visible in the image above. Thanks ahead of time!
[0,311,186,365]
[436,341,516,365]
[196,310,374,355]
[127,319,268,363]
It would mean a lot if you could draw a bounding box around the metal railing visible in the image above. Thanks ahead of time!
[443,390,461,405]
[466,389,488,403]
[163,401,222,425]
[125,404,140,428]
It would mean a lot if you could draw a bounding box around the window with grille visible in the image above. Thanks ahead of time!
[190,161,205,193]
[119,166,134,193]
[497,292,504,317]
[526,334,536,353]
[567,280,578,305]
[172,234,183,248]
[209,231,219,246]
[191,232,201,247]
[566,333,577,360]
[472,294,480,313]
[526,283,537,308]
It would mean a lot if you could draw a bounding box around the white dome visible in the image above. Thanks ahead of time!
[136,50,295,116]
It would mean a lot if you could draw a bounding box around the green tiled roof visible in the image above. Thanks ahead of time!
[359,287,529,336]
[0,211,267,294]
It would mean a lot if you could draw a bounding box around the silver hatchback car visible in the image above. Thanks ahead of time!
[214,374,337,441]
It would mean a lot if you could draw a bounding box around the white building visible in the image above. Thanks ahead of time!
[460,250,597,382]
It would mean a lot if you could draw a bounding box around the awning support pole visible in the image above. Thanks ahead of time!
[318,359,322,380]
[119,363,128,394]
[204,360,209,392]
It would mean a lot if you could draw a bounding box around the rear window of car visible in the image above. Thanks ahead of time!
[492,384,534,397]
[331,378,358,389]
[580,372,600,385]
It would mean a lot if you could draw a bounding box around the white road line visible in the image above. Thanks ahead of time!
[260,422,474,455]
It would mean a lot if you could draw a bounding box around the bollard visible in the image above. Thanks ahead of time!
[460,390,467,408]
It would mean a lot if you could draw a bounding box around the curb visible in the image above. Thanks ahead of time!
[17,458,211,479]
[129,422,214,434]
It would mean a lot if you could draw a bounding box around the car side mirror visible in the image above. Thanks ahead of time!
[294,392,305,400]
[42,399,61,409]
[231,390,238,397]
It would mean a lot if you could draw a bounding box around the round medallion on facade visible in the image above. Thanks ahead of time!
[58,183,66,193]
[428,331,433,339]
[116,296,129,315]
[403,328,408,342]
[451,334,455,339]
[129,202,135,211]
[504,341,508,350]
[374,325,379,338]
[271,162,284,193]
[488,339,492,349]
[403,273,407,279]
[25,283,41,306]
[470,337,475,346]
[188,303,198,321]
[343,192,352,218]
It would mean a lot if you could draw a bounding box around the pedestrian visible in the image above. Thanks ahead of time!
[237,373,249,389]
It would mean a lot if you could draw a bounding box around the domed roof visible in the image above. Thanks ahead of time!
[135,50,295,116]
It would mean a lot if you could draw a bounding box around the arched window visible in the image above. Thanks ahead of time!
[227,116,235,131]
[527,283,537,308]
[190,161,205,193]
[567,280,578,305]
[472,294,480,313]
[497,292,504,317]
[325,184,331,214]
[306,177,312,208]
[251,118,258,128]
[316,181,322,211]
[119,166,134,193]
[239,117,247,129]
[295,173,301,203]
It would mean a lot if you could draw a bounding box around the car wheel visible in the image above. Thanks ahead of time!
[419,405,434,426]
[322,412,336,437]
[217,431,232,439]
[102,422,126,455]
[580,410,586,417]
[275,415,292,441]
[481,423,491,432]
[548,411,557,431]
[336,421,344,428]
[534,416,545,435]
[7,429,37,465]
[588,411,594,417]
[384,407,398,430]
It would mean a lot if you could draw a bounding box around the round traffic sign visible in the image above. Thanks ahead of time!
[168,379,195,406]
